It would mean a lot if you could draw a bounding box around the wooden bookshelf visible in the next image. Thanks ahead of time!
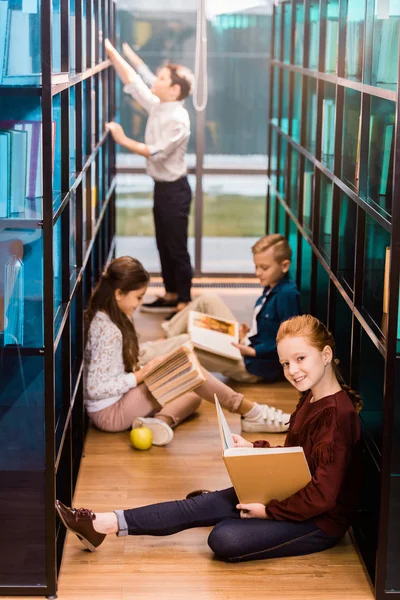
[267,1,400,599]
[0,0,116,595]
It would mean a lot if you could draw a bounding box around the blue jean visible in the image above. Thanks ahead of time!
[115,487,341,562]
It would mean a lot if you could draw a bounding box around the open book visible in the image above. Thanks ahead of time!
[143,342,206,406]
[215,395,311,504]
[188,310,242,360]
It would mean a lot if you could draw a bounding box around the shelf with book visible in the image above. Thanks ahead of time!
[320,81,336,171]
[0,0,116,594]
[308,1,320,70]
[318,171,333,264]
[345,0,365,82]
[369,2,400,91]
[268,2,400,595]
[360,95,395,221]
[282,0,292,64]
[294,0,304,66]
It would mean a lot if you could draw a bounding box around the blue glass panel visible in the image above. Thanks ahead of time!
[82,80,87,160]
[300,236,312,313]
[302,160,314,234]
[338,192,357,292]
[325,0,339,74]
[292,72,302,143]
[274,4,281,59]
[0,227,43,347]
[0,353,46,585]
[321,82,336,171]
[345,0,365,81]
[271,67,279,127]
[0,0,41,86]
[277,201,285,236]
[98,146,104,210]
[309,1,320,70]
[363,215,390,330]
[70,190,77,282]
[55,334,63,436]
[69,0,75,72]
[359,329,384,450]
[334,289,352,383]
[294,0,304,66]
[362,96,395,219]
[268,189,277,234]
[288,218,298,280]
[371,1,400,90]
[270,128,278,190]
[0,96,43,219]
[52,0,61,73]
[283,3,292,64]
[69,86,76,179]
[305,76,317,154]
[289,147,299,217]
[53,93,62,195]
[315,261,329,324]
[281,69,290,134]
[82,0,87,70]
[53,217,62,317]
[318,173,333,263]
[341,88,361,192]
[278,137,287,197]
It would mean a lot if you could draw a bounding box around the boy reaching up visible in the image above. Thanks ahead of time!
[105,39,194,313]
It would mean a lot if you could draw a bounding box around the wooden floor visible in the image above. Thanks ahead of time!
[9,285,375,600]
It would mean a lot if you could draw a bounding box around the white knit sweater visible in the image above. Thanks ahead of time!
[84,311,137,413]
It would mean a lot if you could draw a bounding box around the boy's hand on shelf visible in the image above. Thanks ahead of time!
[232,434,253,448]
[237,503,268,519]
[106,122,127,145]
[122,43,143,68]
[232,342,256,357]
[104,38,117,58]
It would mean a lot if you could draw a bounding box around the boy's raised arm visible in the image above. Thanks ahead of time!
[105,39,158,113]
[122,43,156,88]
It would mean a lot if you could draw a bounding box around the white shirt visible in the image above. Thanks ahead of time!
[84,311,137,413]
[124,70,190,182]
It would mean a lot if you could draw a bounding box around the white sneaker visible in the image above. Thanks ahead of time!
[241,404,291,433]
[132,417,174,446]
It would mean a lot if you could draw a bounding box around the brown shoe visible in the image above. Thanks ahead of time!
[56,500,106,551]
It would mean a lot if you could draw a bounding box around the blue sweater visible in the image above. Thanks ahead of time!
[244,276,301,381]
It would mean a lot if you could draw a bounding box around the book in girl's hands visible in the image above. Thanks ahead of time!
[143,342,206,406]
[188,310,242,360]
[215,395,311,505]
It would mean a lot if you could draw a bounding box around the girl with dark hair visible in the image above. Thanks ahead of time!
[59,315,363,561]
[84,256,270,445]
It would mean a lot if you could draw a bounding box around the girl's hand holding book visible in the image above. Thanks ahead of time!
[236,503,269,519]
[135,355,167,385]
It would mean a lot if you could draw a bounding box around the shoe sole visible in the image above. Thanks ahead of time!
[133,418,174,446]
[56,504,98,552]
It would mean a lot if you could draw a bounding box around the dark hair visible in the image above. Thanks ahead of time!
[85,256,150,372]
[165,63,194,100]
[276,314,363,413]
[251,234,292,263]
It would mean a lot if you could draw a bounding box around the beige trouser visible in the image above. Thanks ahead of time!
[159,294,262,383]
[89,366,245,433]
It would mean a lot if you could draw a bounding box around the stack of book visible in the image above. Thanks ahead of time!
[143,343,206,405]
[0,120,55,218]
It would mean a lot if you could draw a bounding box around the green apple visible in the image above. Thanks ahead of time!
[130,425,153,450]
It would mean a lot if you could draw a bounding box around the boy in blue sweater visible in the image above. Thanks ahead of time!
[142,234,301,432]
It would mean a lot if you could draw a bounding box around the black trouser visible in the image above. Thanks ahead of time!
[153,176,192,303]
[118,488,341,562]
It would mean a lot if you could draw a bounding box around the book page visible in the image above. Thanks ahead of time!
[215,395,234,450]
[188,311,241,360]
